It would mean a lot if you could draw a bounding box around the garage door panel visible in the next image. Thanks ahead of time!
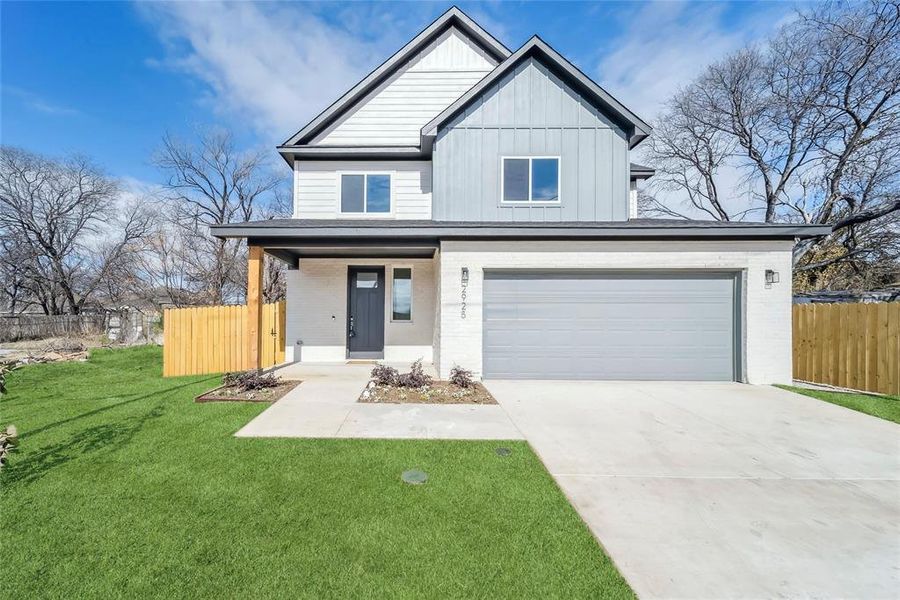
[483,271,736,381]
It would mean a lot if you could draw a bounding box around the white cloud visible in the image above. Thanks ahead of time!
[137,1,421,143]
[3,85,80,116]
[596,1,793,121]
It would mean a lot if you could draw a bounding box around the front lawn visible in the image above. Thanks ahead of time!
[1,346,632,598]
[778,385,900,424]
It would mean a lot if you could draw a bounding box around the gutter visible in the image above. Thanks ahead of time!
[211,223,833,241]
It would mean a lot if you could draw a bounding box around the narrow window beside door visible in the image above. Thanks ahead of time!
[341,174,391,213]
[392,267,412,321]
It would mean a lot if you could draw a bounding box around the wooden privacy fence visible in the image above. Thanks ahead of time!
[793,302,900,396]
[163,302,285,377]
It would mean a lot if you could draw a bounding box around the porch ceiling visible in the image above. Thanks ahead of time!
[261,240,437,265]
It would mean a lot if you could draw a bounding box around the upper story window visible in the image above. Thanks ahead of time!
[341,173,391,213]
[501,157,560,204]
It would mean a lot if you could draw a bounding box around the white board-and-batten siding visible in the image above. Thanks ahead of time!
[311,28,497,146]
[294,161,432,219]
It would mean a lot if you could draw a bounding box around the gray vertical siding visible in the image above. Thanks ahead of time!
[433,58,630,222]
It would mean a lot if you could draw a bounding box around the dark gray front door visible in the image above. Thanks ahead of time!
[347,267,385,359]
[483,271,737,381]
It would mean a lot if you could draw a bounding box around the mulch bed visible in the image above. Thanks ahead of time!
[358,380,497,405]
[195,380,301,403]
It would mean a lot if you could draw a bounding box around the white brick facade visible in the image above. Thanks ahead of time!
[285,257,437,363]
[436,240,794,384]
[282,241,794,385]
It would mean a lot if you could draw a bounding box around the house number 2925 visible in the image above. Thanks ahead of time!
[460,267,469,319]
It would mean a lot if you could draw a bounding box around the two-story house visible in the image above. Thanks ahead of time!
[212,7,829,383]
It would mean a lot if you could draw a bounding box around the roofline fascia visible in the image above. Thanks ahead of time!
[280,7,511,148]
[211,223,832,240]
[277,146,426,165]
[420,36,653,149]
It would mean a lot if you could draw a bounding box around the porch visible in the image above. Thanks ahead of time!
[230,221,443,372]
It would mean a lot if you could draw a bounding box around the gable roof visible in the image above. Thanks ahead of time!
[421,36,653,149]
[280,7,510,150]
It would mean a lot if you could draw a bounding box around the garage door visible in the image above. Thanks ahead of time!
[483,271,737,380]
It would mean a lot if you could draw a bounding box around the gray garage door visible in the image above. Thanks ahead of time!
[483,271,737,381]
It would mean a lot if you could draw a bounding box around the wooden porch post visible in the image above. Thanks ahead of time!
[247,245,264,371]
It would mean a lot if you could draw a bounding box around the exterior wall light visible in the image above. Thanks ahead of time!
[765,269,780,286]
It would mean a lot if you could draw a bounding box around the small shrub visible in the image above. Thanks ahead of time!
[0,424,18,469]
[396,359,432,388]
[449,365,475,388]
[223,370,281,392]
[370,364,399,386]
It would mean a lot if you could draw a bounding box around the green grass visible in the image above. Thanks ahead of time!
[1,346,632,599]
[777,385,900,424]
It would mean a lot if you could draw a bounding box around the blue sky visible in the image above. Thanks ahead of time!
[1,1,797,187]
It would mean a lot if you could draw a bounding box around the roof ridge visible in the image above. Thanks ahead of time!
[420,35,652,149]
[280,6,510,149]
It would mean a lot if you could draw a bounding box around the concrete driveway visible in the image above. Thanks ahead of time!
[486,381,900,599]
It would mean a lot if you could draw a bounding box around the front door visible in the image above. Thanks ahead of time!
[347,267,385,359]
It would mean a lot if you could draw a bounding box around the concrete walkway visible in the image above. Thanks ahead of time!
[235,363,522,440]
[486,381,900,599]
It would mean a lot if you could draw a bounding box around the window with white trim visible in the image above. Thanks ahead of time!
[391,267,412,322]
[341,174,391,213]
[501,157,560,203]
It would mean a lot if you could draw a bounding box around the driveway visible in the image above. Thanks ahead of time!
[486,381,900,599]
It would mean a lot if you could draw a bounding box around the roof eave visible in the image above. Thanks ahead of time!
[277,145,426,165]
[211,222,832,241]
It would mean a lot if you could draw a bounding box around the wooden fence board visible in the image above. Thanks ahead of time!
[838,304,849,388]
[793,302,898,396]
[162,302,285,377]
[888,303,897,396]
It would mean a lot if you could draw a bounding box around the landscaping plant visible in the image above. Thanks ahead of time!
[222,370,280,392]
[449,365,475,388]
[396,359,432,388]
[370,364,399,386]
[0,424,18,469]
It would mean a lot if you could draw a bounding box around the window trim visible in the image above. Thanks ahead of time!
[337,171,394,216]
[500,156,561,206]
[389,265,413,323]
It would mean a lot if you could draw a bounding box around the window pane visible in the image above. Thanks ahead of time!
[503,159,529,201]
[531,158,559,201]
[392,268,412,321]
[356,272,378,288]
[341,174,365,212]
[366,175,391,213]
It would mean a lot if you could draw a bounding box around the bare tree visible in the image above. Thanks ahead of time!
[644,0,900,289]
[0,146,150,314]
[153,129,284,304]
[261,187,291,303]
[0,233,34,314]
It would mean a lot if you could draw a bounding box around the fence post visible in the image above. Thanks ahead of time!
[247,245,264,371]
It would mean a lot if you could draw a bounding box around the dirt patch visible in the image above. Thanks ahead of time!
[0,336,105,363]
[358,381,497,405]
[195,380,301,403]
